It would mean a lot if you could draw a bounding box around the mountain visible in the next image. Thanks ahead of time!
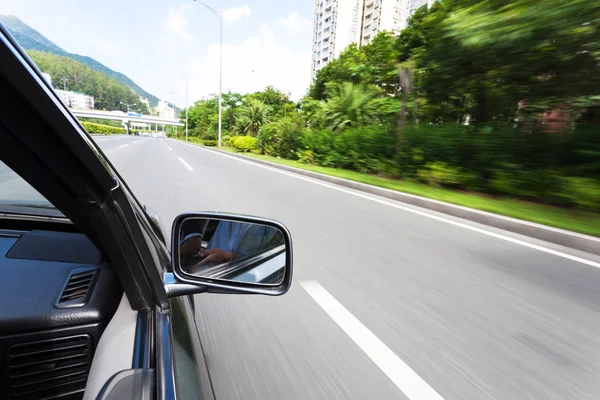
[0,15,160,107]
[27,50,151,114]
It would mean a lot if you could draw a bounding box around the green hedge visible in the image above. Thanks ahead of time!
[222,135,232,147]
[251,119,600,212]
[231,136,258,152]
[204,140,217,146]
[81,121,126,134]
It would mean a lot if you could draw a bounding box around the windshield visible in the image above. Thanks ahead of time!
[0,159,65,218]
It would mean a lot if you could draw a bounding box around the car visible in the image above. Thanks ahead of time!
[0,24,293,400]
[151,132,158,138]
[141,131,149,137]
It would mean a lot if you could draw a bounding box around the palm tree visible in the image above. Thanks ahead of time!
[235,99,271,136]
[323,82,378,132]
[234,115,251,135]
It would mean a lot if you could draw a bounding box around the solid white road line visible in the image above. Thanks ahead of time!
[176,141,600,269]
[300,280,445,400]
[178,157,194,171]
[119,144,128,148]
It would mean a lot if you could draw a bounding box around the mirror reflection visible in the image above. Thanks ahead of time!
[178,218,286,285]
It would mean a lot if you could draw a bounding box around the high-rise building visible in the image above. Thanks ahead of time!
[311,0,363,80]
[311,0,435,79]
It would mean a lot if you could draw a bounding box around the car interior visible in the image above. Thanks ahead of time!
[0,25,166,399]
[0,176,138,400]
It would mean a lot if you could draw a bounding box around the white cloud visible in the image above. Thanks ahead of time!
[222,5,251,24]
[91,39,120,57]
[185,24,311,102]
[276,12,311,36]
[165,4,194,42]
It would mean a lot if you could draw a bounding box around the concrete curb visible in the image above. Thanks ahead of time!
[199,145,600,256]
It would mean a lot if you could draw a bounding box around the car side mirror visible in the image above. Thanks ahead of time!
[165,212,293,296]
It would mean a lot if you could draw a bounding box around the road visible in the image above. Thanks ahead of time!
[97,135,600,400]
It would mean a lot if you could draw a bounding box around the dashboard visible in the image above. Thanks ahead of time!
[0,228,122,400]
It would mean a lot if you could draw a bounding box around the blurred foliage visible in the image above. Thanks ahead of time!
[186,0,600,212]
[322,83,380,131]
[78,118,122,127]
[222,135,232,147]
[231,136,259,152]
[258,115,305,159]
[80,121,125,134]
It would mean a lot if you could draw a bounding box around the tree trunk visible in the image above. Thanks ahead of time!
[474,81,487,123]
[396,95,407,157]
[396,63,414,165]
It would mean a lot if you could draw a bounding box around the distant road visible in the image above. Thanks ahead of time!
[94,135,600,399]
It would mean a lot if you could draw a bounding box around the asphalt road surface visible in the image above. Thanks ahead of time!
[96,135,600,400]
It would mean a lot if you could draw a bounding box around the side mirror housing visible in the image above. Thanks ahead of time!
[166,212,293,296]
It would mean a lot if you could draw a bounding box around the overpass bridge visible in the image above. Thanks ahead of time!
[70,108,184,134]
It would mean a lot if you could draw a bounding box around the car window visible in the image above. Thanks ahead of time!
[0,159,65,218]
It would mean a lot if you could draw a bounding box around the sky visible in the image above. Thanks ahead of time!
[0,0,315,106]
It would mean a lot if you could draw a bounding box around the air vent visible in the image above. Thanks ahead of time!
[7,335,92,399]
[55,268,98,308]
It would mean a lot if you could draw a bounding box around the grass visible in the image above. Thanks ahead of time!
[177,139,600,237]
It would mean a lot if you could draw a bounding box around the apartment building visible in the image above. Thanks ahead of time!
[156,100,175,119]
[311,0,363,79]
[311,0,434,79]
[55,89,95,109]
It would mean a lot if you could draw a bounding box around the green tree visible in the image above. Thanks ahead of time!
[299,96,326,128]
[235,99,271,136]
[186,97,219,137]
[246,86,293,118]
[361,32,401,95]
[309,44,370,100]
[323,83,379,132]
[222,91,244,133]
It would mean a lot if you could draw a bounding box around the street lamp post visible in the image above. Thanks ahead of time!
[119,102,132,113]
[193,0,223,148]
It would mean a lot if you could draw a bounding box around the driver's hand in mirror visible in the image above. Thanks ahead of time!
[180,235,203,260]
[199,248,233,265]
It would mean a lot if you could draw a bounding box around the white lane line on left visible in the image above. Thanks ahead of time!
[178,157,194,171]
[167,147,173,151]
[300,280,445,400]
[119,144,128,148]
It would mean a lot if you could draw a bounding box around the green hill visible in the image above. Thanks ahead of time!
[28,50,150,114]
[0,14,159,107]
